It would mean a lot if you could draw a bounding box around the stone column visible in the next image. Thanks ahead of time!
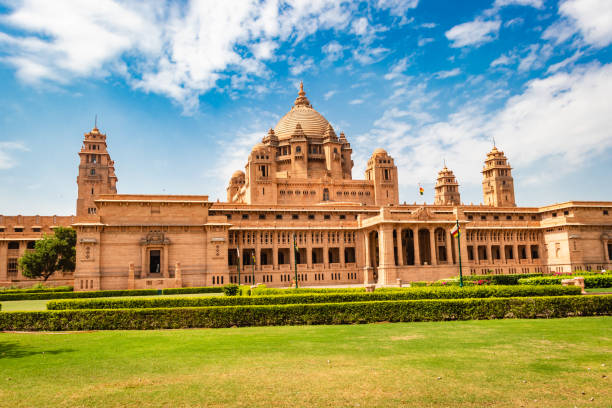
[363,231,374,284]
[339,231,346,268]
[175,261,182,287]
[513,243,519,264]
[397,227,404,266]
[446,229,453,264]
[323,231,329,269]
[255,231,261,272]
[306,231,313,270]
[602,238,610,262]
[0,242,7,281]
[141,245,147,277]
[378,226,395,284]
[128,262,135,290]
[163,246,169,278]
[272,231,278,270]
[414,228,421,266]
[429,227,438,266]
[364,231,371,267]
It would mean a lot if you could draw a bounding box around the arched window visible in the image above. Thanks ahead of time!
[323,188,329,201]
[296,146,301,153]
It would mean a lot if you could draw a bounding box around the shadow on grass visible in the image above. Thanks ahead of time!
[0,341,75,359]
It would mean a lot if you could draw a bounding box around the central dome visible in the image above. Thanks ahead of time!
[274,82,330,140]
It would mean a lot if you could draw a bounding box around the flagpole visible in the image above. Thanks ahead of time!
[252,252,255,286]
[456,219,463,288]
[293,233,298,289]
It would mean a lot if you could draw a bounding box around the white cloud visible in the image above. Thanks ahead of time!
[324,90,337,100]
[349,99,364,105]
[289,56,315,76]
[376,0,419,24]
[384,57,409,80]
[490,53,515,67]
[445,19,501,48]
[546,50,583,73]
[494,0,544,8]
[517,44,553,72]
[504,17,524,28]
[359,63,612,190]
[417,37,434,47]
[420,23,437,29]
[0,0,385,113]
[0,142,28,169]
[557,0,612,47]
[434,68,461,79]
[322,41,344,63]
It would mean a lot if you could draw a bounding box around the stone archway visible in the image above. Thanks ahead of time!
[418,229,431,265]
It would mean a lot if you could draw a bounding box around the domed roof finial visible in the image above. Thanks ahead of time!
[294,81,311,108]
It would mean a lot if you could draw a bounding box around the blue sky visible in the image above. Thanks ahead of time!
[1,0,611,215]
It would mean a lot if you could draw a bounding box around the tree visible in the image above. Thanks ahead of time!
[19,227,76,281]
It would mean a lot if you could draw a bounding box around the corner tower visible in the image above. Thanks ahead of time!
[76,126,118,217]
[434,164,460,206]
[481,145,515,207]
[365,148,399,206]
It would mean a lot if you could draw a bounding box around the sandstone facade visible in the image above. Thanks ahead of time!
[1,84,611,289]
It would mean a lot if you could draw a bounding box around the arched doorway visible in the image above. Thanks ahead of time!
[434,227,447,263]
[418,229,431,265]
[402,229,415,265]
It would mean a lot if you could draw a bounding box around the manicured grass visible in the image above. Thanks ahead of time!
[1,318,610,407]
[0,292,222,312]
[585,288,612,294]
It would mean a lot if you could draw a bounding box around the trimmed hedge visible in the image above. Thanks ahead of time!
[47,285,582,310]
[519,275,612,288]
[2,295,611,331]
[0,286,73,294]
[161,286,223,295]
[461,273,543,285]
[0,289,159,302]
[250,287,366,296]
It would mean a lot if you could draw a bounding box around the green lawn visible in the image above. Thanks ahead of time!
[1,318,610,408]
[585,288,612,294]
[0,292,222,312]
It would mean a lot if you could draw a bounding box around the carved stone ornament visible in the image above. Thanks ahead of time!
[412,206,432,221]
[140,231,171,246]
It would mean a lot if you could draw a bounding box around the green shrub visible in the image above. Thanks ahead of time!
[250,287,366,296]
[222,284,239,296]
[161,286,223,295]
[47,285,582,310]
[0,285,73,294]
[519,275,612,288]
[0,289,158,301]
[238,285,251,296]
[3,295,610,331]
[461,273,543,285]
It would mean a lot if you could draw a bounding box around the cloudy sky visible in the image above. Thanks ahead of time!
[0,0,611,215]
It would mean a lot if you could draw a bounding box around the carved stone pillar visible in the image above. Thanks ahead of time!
[272,231,278,270]
[446,229,453,264]
[396,227,404,266]
[429,227,437,266]
[127,262,135,290]
[414,228,421,266]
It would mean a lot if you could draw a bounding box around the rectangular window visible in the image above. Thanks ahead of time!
[32,227,41,232]
[275,214,282,220]
[292,214,299,220]
[480,216,486,221]
[563,210,569,216]
[324,214,330,220]
[339,214,346,220]
[604,210,609,215]
[308,214,315,220]
[7,258,18,276]
[225,214,232,219]
[242,214,249,220]
[258,214,266,220]
[14,228,23,232]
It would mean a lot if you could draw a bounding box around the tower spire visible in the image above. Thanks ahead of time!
[294,81,311,107]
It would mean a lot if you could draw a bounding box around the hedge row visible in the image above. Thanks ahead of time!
[47,285,582,310]
[0,289,159,301]
[250,287,366,296]
[460,273,543,285]
[518,275,612,288]
[161,287,223,295]
[2,295,611,331]
[0,285,73,294]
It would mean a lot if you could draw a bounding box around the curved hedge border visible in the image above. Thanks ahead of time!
[2,295,610,331]
[0,286,223,301]
[251,287,366,296]
[47,285,582,310]
[518,275,612,288]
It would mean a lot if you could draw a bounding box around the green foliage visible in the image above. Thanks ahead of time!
[161,287,223,295]
[3,295,611,331]
[518,275,612,288]
[238,285,251,296]
[0,285,73,294]
[0,288,158,301]
[222,284,239,296]
[251,287,366,296]
[47,285,582,310]
[18,227,76,281]
[460,273,543,285]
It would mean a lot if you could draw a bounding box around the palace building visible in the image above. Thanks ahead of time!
[1,84,611,290]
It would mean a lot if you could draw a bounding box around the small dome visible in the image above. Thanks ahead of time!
[252,142,266,151]
[372,148,387,155]
[232,170,245,178]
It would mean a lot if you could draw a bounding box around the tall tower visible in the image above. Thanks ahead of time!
[365,148,399,206]
[434,164,461,206]
[76,126,118,217]
[481,145,516,207]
